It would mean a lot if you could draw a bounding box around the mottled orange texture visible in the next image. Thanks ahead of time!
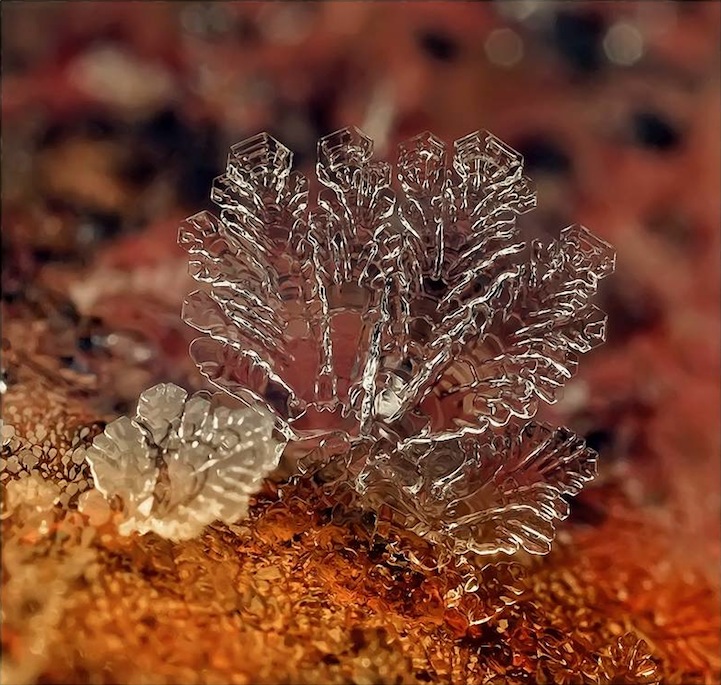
[2,358,719,684]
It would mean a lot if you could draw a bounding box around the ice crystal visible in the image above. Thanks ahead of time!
[84,383,282,539]
[596,634,660,685]
[341,421,597,556]
[179,128,615,557]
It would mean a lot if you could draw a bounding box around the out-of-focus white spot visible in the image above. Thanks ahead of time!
[485,28,524,68]
[556,381,589,414]
[495,0,543,22]
[603,21,644,66]
[68,46,176,112]
[361,81,396,157]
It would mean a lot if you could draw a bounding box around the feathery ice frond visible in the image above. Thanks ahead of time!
[178,128,614,559]
[349,421,597,557]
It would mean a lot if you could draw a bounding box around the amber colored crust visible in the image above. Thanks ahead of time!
[2,357,719,685]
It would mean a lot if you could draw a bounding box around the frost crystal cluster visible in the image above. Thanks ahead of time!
[85,383,281,540]
[179,127,615,557]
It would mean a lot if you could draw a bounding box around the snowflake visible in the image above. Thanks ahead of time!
[84,383,281,540]
[178,128,615,557]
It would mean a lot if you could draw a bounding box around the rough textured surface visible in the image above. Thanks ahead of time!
[1,262,718,685]
[1,443,719,685]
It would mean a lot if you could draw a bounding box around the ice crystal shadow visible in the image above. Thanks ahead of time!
[179,127,615,557]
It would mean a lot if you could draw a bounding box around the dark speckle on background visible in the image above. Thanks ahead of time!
[177,123,222,209]
[38,114,121,150]
[515,135,572,176]
[136,108,222,209]
[417,29,460,63]
[75,210,124,245]
[137,108,189,155]
[551,10,606,74]
[630,110,682,152]
[584,428,615,456]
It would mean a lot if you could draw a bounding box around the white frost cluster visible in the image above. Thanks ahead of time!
[84,383,282,540]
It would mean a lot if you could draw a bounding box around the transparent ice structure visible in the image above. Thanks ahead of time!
[178,128,615,557]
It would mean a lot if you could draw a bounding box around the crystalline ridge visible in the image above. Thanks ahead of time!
[178,128,616,557]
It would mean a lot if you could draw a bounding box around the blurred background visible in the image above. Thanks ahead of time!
[2,0,720,573]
